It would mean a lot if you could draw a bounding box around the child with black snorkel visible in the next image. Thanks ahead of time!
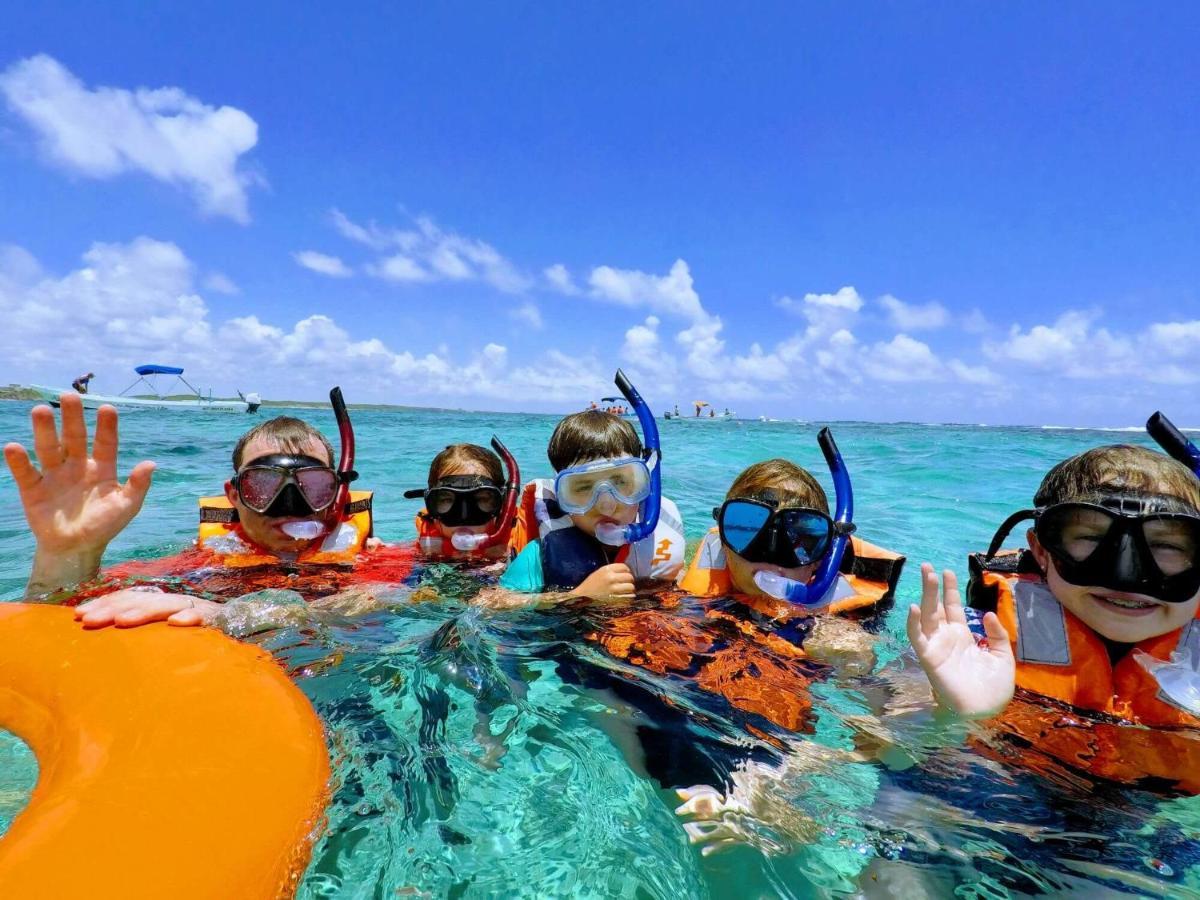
[909,412,1200,793]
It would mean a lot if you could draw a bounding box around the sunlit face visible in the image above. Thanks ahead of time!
[725,549,815,599]
[224,435,335,554]
[1028,522,1200,644]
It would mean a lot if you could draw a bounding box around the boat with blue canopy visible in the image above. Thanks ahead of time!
[30,365,261,413]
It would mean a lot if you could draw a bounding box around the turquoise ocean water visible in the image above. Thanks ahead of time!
[1,401,1198,897]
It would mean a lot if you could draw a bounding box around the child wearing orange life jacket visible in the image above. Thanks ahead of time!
[676,434,904,672]
[909,442,1200,793]
[404,441,519,562]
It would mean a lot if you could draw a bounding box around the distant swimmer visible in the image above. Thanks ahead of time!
[71,372,94,394]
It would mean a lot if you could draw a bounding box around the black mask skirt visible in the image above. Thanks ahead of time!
[995,494,1200,604]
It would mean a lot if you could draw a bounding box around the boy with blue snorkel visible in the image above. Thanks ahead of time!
[495,370,685,601]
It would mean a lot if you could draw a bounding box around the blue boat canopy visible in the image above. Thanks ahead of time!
[135,364,184,376]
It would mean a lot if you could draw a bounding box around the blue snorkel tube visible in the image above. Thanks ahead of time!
[596,369,661,546]
[753,427,855,607]
[1147,411,1200,477]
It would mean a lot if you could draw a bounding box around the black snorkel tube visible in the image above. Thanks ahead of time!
[449,435,521,553]
[752,427,856,607]
[1147,411,1200,477]
[596,369,661,546]
[330,386,359,519]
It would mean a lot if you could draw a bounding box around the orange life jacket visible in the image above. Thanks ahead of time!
[676,528,904,616]
[969,555,1200,727]
[197,491,374,568]
[967,551,1200,792]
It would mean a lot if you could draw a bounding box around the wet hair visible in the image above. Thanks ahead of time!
[232,417,335,470]
[428,443,504,486]
[547,411,642,471]
[724,458,829,514]
[1034,444,1200,511]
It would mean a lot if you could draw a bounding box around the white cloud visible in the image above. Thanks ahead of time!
[204,272,239,295]
[544,263,580,295]
[368,254,428,282]
[509,301,544,330]
[879,294,950,331]
[332,210,531,293]
[293,250,353,278]
[0,237,609,405]
[0,55,259,222]
[589,259,708,321]
[985,310,1200,385]
[862,334,942,382]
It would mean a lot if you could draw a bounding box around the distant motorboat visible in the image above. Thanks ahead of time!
[31,365,261,413]
[664,411,736,422]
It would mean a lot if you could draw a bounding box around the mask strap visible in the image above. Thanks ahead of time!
[986,509,1038,558]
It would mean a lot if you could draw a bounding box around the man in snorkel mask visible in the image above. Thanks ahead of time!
[7,388,371,629]
[224,416,352,554]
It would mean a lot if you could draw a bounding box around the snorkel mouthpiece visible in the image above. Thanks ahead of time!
[605,369,661,545]
[760,427,855,607]
[1147,411,1200,477]
[281,520,327,541]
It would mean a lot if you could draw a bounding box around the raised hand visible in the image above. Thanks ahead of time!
[4,393,155,596]
[906,563,1015,718]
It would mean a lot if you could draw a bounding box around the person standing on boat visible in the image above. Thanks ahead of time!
[71,372,94,394]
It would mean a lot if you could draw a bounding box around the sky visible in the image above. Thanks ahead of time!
[1,3,1199,425]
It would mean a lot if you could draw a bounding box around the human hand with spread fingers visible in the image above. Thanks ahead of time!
[906,563,1015,718]
[4,393,155,598]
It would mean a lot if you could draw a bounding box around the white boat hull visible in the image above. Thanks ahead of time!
[31,385,260,413]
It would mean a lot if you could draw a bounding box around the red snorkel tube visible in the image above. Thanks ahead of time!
[449,435,521,553]
[330,387,358,520]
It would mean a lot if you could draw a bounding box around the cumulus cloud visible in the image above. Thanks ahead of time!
[879,294,950,331]
[590,259,709,321]
[332,210,531,293]
[0,237,609,404]
[985,310,1200,384]
[0,55,260,222]
[293,250,353,278]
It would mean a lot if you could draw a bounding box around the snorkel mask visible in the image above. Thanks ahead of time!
[575,369,661,547]
[405,437,520,553]
[985,494,1200,605]
[232,386,359,541]
[737,428,856,607]
[976,412,1200,606]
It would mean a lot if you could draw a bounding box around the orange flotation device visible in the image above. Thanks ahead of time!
[677,529,904,615]
[0,604,330,897]
[968,551,1200,792]
[198,490,374,568]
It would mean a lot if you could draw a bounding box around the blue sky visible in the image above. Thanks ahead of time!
[2,3,1199,424]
